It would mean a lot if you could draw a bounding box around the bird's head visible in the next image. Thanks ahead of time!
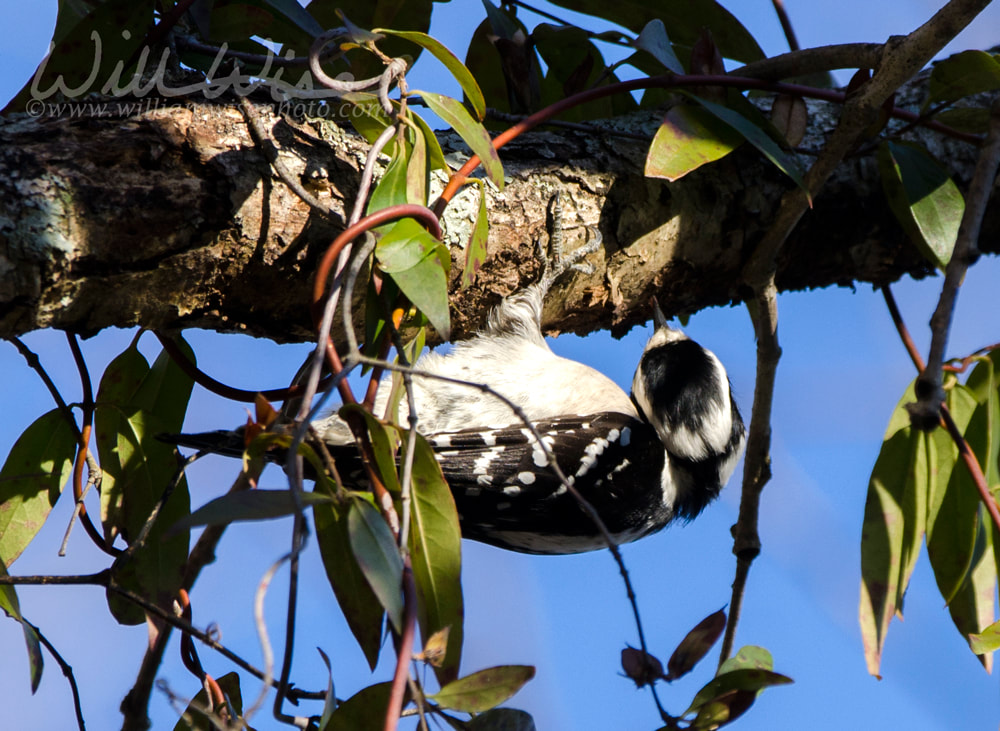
[631,301,739,463]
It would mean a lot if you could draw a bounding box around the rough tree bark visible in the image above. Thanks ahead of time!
[1,76,996,345]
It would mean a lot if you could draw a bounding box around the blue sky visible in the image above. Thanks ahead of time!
[2,2,1000,729]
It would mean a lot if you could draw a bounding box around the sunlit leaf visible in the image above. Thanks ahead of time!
[315,495,383,670]
[948,511,997,670]
[97,339,194,625]
[410,111,449,173]
[969,619,1000,655]
[0,409,76,567]
[407,120,429,204]
[406,432,464,680]
[171,671,243,731]
[926,385,978,603]
[0,567,43,694]
[377,29,486,120]
[367,144,411,219]
[461,181,490,289]
[320,681,392,731]
[339,404,402,493]
[690,95,808,197]
[859,383,916,678]
[718,645,774,674]
[685,668,792,716]
[645,104,743,181]
[95,340,149,543]
[430,665,535,713]
[348,497,404,631]
[376,218,452,340]
[417,90,504,189]
[877,140,964,269]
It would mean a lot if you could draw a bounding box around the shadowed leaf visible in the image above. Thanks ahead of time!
[667,608,727,680]
[349,497,404,631]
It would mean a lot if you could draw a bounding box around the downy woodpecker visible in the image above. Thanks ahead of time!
[167,229,745,554]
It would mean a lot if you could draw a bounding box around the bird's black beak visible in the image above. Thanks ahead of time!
[652,298,668,330]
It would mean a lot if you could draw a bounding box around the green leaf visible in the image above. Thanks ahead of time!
[95,340,149,543]
[410,111,450,173]
[468,708,537,731]
[171,489,335,533]
[377,29,486,120]
[314,495,384,670]
[0,566,44,694]
[0,409,76,566]
[947,511,998,670]
[969,618,1000,655]
[634,19,684,74]
[718,645,774,674]
[646,104,744,181]
[430,665,535,713]
[320,681,392,731]
[461,180,490,289]
[544,0,765,64]
[104,411,192,625]
[859,382,916,678]
[367,144,412,217]
[171,671,243,731]
[926,50,1000,108]
[406,433,464,679]
[407,119,429,205]
[965,352,1000,487]
[690,95,808,197]
[877,140,965,269]
[927,385,979,603]
[348,497,404,631]
[417,90,505,189]
[685,668,792,716]
[376,218,452,340]
[339,404,401,494]
[96,338,194,625]
[343,92,394,145]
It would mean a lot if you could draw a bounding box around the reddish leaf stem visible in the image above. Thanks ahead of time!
[433,73,982,214]
[384,560,417,731]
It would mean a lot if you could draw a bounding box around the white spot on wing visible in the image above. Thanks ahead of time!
[517,471,536,485]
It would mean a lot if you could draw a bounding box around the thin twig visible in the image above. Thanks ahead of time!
[718,281,781,665]
[29,621,87,731]
[385,560,418,731]
[771,0,801,52]
[246,555,288,722]
[911,98,1000,426]
[238,95,341,222]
